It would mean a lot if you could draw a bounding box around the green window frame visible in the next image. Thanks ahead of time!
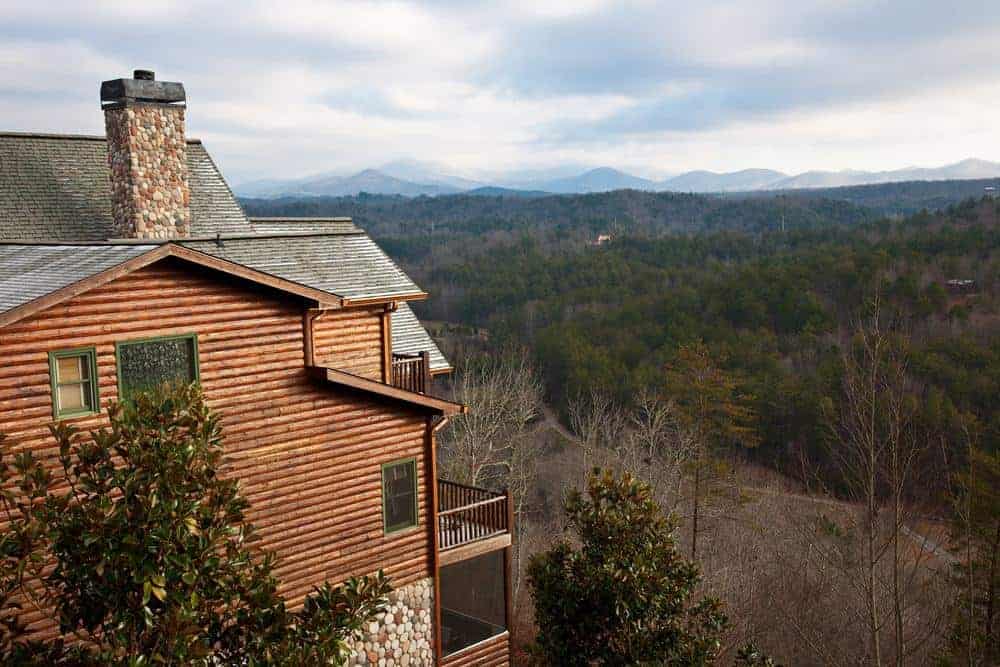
[48,347,99,419]
[114,333,200,402]
[382,457,418,534]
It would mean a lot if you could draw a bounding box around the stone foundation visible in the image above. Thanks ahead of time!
[348,577,435,666]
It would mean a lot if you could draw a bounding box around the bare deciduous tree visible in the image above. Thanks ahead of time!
[615,388,695,510]
[797,295,949,666]
[439,348,542,491]
[567,388,625,485]
[437,347,544,614]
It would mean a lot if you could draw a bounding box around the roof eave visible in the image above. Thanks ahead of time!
[0,241,429,329]
[342,292,428,307]
[308,366,466,416]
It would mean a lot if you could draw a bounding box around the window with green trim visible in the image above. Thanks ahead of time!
[115,334,200,402]
[49,348,99,419]
[382,458,418,534]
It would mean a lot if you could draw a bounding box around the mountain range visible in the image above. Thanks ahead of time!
[235,158,1000,198]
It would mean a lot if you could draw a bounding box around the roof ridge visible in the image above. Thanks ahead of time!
[0,240,160,247]
[181,231,366,241]
[0,231,367,245]
[250,216,354,222]
[0,131,203,144]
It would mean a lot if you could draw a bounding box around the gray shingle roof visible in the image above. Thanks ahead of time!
[391,302,450,372]
[0,132,450,372]
[180,233,424,302]
[0,132,253,241]
[0,244,155,312]
[250,217,358,235]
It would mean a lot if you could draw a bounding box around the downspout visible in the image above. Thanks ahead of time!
[429,415,450,665]
[382,301,398,383]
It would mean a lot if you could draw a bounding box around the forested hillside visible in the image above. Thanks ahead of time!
[244,192,1000,477]
[417,197,1000,664]
[245,190,1000,664]
[426,199,1000,478]
[243,188,872,243]
[242,177,995,237]
[742,177,1000,216]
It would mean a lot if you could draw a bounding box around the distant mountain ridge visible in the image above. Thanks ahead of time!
[663,169,788,192]
[767,159,1000,190]
[538,167,658,193]
[236,168,460,198]
[234,158,1000,198]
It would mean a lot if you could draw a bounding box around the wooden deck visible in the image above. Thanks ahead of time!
[437,479,510,552]
[391,351,431,393]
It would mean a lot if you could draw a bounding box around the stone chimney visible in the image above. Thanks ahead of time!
[101,69,190,239]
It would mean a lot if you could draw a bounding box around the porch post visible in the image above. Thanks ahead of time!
[504,488,514,635]
[421,350,431,393]
[430,417,447,665]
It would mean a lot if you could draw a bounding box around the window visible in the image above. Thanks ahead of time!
[49,347,99,419]
[115,334,199,401]
[382,458,418,533]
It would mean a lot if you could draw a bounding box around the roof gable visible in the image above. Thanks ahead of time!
[0,243,344,328]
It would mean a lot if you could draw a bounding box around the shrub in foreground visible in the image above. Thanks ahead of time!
[528,468,727,666]
[0,385,390,665]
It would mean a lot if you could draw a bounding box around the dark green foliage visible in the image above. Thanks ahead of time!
[527,469,726,666]
[0,386,391,665]
[416,200,1000,492]
[940,442,1000,665]
[242,189,872,244]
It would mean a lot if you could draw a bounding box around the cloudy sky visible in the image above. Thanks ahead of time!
[1,0,998,183]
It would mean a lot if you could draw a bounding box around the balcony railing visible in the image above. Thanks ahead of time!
[391,351,430,394]
[437,479,510,551]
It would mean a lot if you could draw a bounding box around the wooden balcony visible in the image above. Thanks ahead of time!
[391,351,431,394]
[437,479,511,553]
[436,480,513,663]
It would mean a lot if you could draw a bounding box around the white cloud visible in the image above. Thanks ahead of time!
[0,0,997,182]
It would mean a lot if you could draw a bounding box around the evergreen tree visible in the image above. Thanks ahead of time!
[528,469,726,666]
[664,342,758,558]
[943,438,1000,665]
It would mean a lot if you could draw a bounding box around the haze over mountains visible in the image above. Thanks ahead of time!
[235,158,1000,198]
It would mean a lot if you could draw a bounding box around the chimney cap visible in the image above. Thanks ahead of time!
[101,71,185,106]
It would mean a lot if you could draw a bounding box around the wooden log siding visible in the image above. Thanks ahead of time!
[440,632,511,666]
[311,305,386,380]
[0,258,434,635]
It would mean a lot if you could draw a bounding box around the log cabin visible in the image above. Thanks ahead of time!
[0,70,511,666]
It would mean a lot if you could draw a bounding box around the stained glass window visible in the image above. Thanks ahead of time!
[116,335,199,401]
[49,348,98,418]
[382,458,418,533]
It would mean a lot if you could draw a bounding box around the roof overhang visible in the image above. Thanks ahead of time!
[0,243,344,329]
[341,293,427,307]
[308,366,466,416]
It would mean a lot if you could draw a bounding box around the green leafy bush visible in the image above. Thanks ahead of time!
[527,468,727,666]
[0,385,390,665]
